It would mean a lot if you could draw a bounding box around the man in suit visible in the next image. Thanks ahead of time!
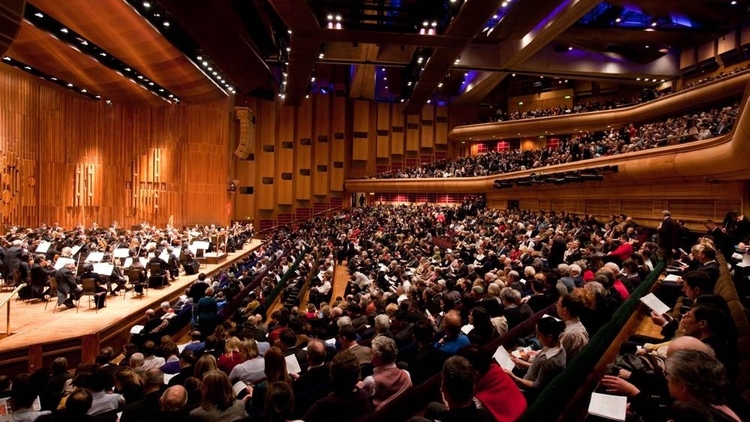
[657,210,680,264]
[3,239,24,283]
[30,255,55,300]
[280,328,308,373]
[120,368,163,422]
[55,261,81,308]
[294,339,331,417]
[339,324,371,365]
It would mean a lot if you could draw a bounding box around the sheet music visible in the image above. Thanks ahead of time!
[325,338,337,347]
[232,380,248,396]
[113,248,130,258]
[123,258,133,268]
[163,373,176,385]
[139,257,148,267]
[663,274,681,282]
[460,324,474,335]
[159,250,169,262]
[85,252,104,263]
[54,257,75,270]
[588,392,627,421]
[285,354,302,375]
[35,241,51,254]
[71,245,82,256]
[193,241,210,251]
[492,345,516,371]
[172,248,181,258]
[640,293,671,316]
[130,325,144,335]
[93,263,114,276]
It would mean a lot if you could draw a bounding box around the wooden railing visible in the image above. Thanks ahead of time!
[0,283,26,336]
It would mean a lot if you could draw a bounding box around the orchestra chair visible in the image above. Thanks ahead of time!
[79,278,98,313]
[44,278,74,313]
[126,268,148,298]
[147,262,167,289]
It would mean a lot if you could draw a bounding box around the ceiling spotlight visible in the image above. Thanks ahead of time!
[50,77,56,81]
[95,95,100,99]
[168,94,173,98]
[196,55,202,61]
[384,77,388,80]
[286,47,291,52]
[327,14,333,20]
[335,15,341,21]
[493,14,498,19]
[431,21,437,27]
[281,94,286,99]
[512,73,516,76]
[645,45,650,48]
[615,17,621,23]
[407,81,412,86]
[100,52,106,56]
[319,52,324,59]
[159,88,164,92]
[80,40,88,45]
[143,2,151,8]
[105,100,112,105]
[636,77,641,81]
[67,83,73,87]
[311,77,316,82]
[438,82,443,87]
[81,89,87,93]
[125,67,131,71]
[568,46,573,51]
[207,67,213,71]
[417,57,423,63]
[60,28,69,33]
[661,79,665,82]
[651,21,657,27]
[381,67,386,72]
[427,99,431,104]
[288,29,292,34]
[305,94,309,98]
[423,21,429,27]
[385,86,388,89]
[163,21,170,27]
[137,75,143,79]
[2,57,9,61]
[148,82,154,86]
[34,12,43,18]
[400,98,405,102]
[202,61,208,67]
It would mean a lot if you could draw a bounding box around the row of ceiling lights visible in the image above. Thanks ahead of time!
[128,0,235,96]
[25,3,179,103]
[1,56,109,103]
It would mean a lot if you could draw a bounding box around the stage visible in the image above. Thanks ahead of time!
[0,239,262,376]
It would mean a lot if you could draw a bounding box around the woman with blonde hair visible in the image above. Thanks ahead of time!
[246,347,293,417]
[229,339,265,385]
[113,366,144,404]
[189,370,247,422]
[218,336,244,374]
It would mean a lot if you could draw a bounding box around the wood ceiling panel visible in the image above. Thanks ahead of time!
[7,22,164,105]
[28,0,224,103]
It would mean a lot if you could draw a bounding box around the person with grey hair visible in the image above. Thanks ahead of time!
[374,314,391,337]
[154,385,190,421]
[557,263,575,292]
[500,287,532,329]
[359,336,412,410]
[569,263,583,287]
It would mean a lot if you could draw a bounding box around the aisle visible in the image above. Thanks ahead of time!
[330,263,350,302]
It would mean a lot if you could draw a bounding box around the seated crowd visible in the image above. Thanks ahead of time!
[3,201,749,422]
[369,102,739,179]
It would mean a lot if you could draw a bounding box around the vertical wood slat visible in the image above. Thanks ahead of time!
[277,106,294,205]
[391,103,404,156]
[314,93,330,197]
[257,101,276,210]
[420,105,434,149]
[296,97,313,200]
[406,114,419,152]
[352,100,370,161]
[330,89,346,192]
[435,106,448,146]
[376,103,390,158]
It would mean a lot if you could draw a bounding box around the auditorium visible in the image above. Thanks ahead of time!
[0,0,749,421]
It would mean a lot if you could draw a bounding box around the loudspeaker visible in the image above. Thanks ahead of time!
[234,107,255,159]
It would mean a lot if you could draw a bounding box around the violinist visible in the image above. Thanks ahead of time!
[54,261,81,308]
[30,255,55,300]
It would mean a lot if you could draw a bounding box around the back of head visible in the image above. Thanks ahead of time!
[537,316,565,340]
[666,349,728,405]
[144,368,164,388]
[264,347,289,383]
[371,336,398,365]
[279,328,297,348]
[160,385,188,413]
[682,271,715,295]
[441,356,475,407]
[65,388,93,417]
[456,343,490,376]
[11,374,37,409]
[338,324,357,342]
[330,351,361,395]
[265,382,295,422]
[200,370,234,411]
[306,339,326,366]
[442,310,462,337]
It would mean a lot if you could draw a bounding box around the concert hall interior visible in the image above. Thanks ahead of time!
[1,0,750,421]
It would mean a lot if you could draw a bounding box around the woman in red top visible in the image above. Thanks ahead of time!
[218,336,244,374]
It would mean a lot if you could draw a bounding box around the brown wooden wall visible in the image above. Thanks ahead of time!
[0,66,232,228]
[231,94,454,222]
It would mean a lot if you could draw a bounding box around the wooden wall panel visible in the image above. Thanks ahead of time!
[391,103,405,156]
[330,91,346,192]
[234,99,257,222]
[353,100,370,161]
[421,105,434,149]
[296,98,313,200]
[314,94,331,196]
[257,101,276,210]
[0,67,231,228]
[406,114,419,152]
[278,106,294,205]
[436,106,448,146]
[376,103,390,158]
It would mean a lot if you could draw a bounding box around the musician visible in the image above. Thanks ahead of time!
[129,253,147,295]
[79,263,107,294]
[30,255,55,300]
[147,247,169,288]
[55,261,82,308]
[3,239,24,283]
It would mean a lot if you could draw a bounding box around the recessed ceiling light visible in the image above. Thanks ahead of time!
[67,83,73,87]
[615,17,621,23]
[335,15,341,21]
[34,12,43,18]
[288,30,292,34]
[143,2,151,8]
[2,57,10,61]
[24,66,31,70]
[196,55,202,61]
[318,53,324,59]
[384,77,387,80]
[207,67,213,71]
[125,67,131,71]
[427,99,431,104]
[327,14,333,20]
[438,83,443,87]
[100,52,106,56]
[81,89,87,93]
[61,28,69,33]
[95,95,100,99]
[163,21,170,27]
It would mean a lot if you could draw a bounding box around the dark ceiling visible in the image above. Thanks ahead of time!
[2,0,748,110]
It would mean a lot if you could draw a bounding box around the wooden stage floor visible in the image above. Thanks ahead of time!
[0,239,262,352]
